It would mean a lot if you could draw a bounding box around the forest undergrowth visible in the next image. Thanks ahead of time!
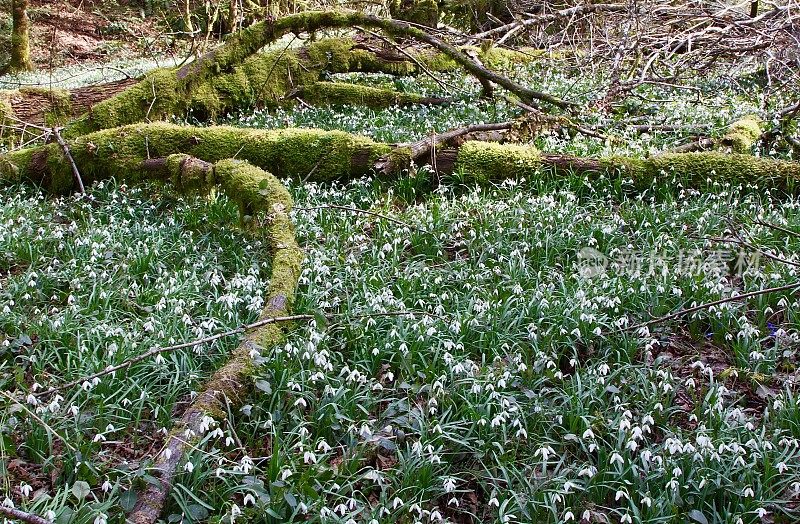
[2,53,800,524]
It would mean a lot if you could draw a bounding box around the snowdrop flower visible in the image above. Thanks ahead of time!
[184,462,194,473]
[94,514,107,524]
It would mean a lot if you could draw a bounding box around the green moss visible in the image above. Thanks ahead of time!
[301,81,434,108]
[455,141,541,183]
[76,68,182,136]
[450,141,800,190]
[4,123,391,193]
[648,152,800,188]
[389,0,439,26]
[720,116,762,153]
[0,93,13,146]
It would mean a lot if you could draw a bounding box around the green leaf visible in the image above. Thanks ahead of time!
[55,508,74,524]
[120,489,137,512]
[283,491,297,508]
[186,504,209,521]
[71,480,91,500]
[313,309,328,330]
[688,510,709,524]
[255,380,272,394]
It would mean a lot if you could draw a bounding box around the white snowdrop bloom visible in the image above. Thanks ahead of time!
[304,451,317,464]
[535,445,555,461]
[615,490,628,501]
[93,433,106,443]
[46,510,56,522]
[101,480,113,493]
[756,508,768,518]
[94,513,108,524]
[743,487,754,497]
[243,493,256,506]
[20,483,32,498]
[620,514,632,524]
[393,497,403,509]
[642,496,652,507]
[184,462,194,473]
[488,497,500,507]
[443,477,457,493]
[563,511,575,522]
[230,503,241,524]
[609,452,624,465]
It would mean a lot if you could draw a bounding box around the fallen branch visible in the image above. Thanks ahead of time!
[33,314,313,398]
[623,281,800,334]
[127,156,303,524]
[52,127,85,194]
[0,506,51,524]
[403,121,513,163]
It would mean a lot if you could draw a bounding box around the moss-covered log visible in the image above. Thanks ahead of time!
[0,38,428,134]
[294,81,448,108]
[0,35,533,141]
[3,123,800,195]
[453,141,800,189]
[0,123,392,193]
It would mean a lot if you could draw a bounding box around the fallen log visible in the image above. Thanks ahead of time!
[2,122,800,195]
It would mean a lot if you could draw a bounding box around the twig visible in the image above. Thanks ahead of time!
[623,281,800,333]
[354,26,457,94]
[52,127,85,194]
[754,218,800,239]
[0,506,51,524]
[0,390,77,453]
[34,314,313,397]
[690,234,800,268]
[34,310,429,397]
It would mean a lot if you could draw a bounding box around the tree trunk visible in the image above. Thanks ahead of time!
[8,0,34,73]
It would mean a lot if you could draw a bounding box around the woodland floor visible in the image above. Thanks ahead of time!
[2,23,800,524]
